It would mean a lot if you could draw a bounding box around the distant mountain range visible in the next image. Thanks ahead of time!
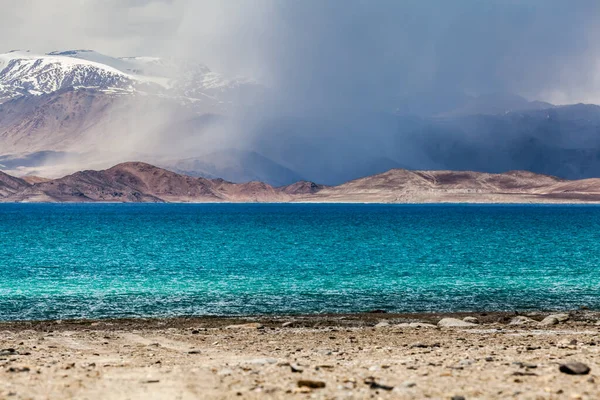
[3,49,600,185]
[2,161,600,203]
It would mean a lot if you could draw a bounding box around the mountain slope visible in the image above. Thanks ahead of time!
[5,162,290,203]
[3,162,600,203]
[0,171,30,198]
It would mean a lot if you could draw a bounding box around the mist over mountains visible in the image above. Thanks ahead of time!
[2,48,600,185]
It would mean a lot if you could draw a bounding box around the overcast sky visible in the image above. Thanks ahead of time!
[2,0,600,105]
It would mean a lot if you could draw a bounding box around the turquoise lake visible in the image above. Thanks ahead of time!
[0,204,599,320]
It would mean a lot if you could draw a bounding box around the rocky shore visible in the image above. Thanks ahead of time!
[1,311,599,399]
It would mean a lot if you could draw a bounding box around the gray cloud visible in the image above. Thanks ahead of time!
[3,0,600,183]
[2,0,600,104]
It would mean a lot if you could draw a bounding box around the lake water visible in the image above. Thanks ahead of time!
[0,203,599,320]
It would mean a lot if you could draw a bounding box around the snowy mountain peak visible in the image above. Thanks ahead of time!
[0,51,138,99]
[0,50,262,105]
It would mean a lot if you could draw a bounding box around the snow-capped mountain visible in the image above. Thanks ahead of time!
[0,49,261,105]
[0,51,140,98]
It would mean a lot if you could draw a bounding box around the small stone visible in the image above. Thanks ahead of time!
[7,367,30,373]
[297,380,326,389]
[225,323,264,330]
[374,321,390,328]
[463,317,479,324]
[290,363,303,373]
[0,348,17,357]
[438,318,477,328]
[364,377,394,391]
[559,362,590,375]
[248,358,277,365]
[281,321,295,328]
[402,381,416,388]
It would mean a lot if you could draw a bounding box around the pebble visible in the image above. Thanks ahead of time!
[248,358,277,365]
[6,367,30,373]
[0,348,17,357]
[559,362,590,375]
[290,363,303,373]
[438,318,477,328]
[463,317,479,324]
[297,380,326,389]
[364,377,394,391]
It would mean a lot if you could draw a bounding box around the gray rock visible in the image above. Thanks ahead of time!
[437,318,477,328]
[546,313,569,322]
[508,316,536,326]
[539,316,559,326]
[395,322,437,328]
[374,321,390,328]
[463,317,479,324]
[559,362,590,375]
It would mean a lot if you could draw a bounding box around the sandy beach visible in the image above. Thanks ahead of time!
[0,311,598,399]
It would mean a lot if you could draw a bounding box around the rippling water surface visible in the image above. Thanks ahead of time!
[0,203,599,320]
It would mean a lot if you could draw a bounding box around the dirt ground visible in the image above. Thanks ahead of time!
[0,311,599,399]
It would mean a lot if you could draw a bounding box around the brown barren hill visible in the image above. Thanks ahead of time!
[280,180,325,195]
[0,171,30,198]
[2,162,600,203]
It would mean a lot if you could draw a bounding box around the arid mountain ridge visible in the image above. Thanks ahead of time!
[2,161,600,203]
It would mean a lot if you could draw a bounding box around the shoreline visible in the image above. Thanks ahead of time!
[1,310,599,399]
[2,309,598,330]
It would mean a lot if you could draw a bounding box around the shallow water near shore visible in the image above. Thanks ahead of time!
[1,203,599,320]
